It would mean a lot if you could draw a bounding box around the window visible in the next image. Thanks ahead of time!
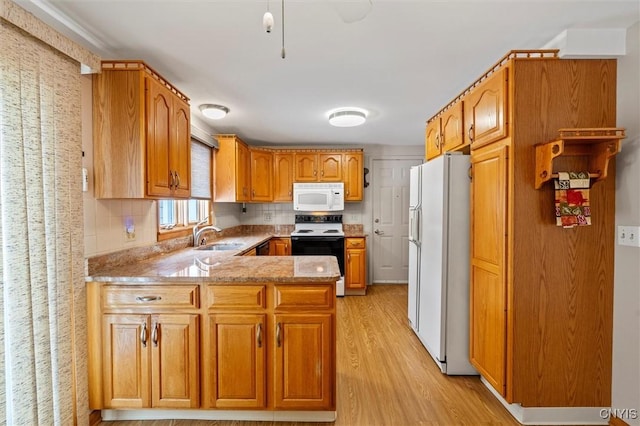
[158,199,210,230]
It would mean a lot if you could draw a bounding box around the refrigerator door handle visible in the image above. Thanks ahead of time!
[409,207,421,246]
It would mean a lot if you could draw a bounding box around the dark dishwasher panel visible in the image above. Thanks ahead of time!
[256,241,270,256]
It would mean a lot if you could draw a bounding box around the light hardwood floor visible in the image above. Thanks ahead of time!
[98,285,518,426]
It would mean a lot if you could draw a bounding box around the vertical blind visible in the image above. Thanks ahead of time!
[190,139,212,199]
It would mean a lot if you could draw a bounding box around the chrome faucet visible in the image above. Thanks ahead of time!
[193,217,222,246]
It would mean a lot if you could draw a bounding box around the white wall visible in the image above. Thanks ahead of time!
[612,21,640,426]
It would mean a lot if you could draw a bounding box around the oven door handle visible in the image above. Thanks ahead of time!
[291,236,344,242]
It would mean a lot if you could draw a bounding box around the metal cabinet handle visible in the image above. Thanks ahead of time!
[276,322,282,347]
[140,322,148,347]
[321,170,324,176]
[313,170,317,176]
[152,322,158,347]
[169,171,175,189]
[346,189,350,196]
[468,124,474,142]
[252,189,256,197]
[256,323,263,348]
[175,172,180,188]
[435,133,441,150]
[348,253,351,262]
[136,296,161,302]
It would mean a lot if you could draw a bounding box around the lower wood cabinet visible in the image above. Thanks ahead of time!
[269,237,291,255]
[89,281,336,413]
[102,313,199,409]
[273,313,333,409]
[208,313,266,408]
[345,237,367,294]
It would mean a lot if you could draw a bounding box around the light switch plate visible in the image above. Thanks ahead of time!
[617,225,640,247]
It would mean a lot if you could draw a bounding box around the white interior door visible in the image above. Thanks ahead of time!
[371,158,423,283]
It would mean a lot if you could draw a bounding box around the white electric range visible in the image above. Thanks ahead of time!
[290,214,345,296]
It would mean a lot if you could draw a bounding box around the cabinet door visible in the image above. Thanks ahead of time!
[250,150,274,201]
[269,237,291,255]
[273,314,333,409]
[102,314,151,408]
[208,314,266,408]
[343,153,363,201]
[294,153,318,182]
[441,101,465,152]
[469,143,508,397]
[171,98,191,198]
[273,152,294,201]
[425,118,442,160]
[318,153,342,182]
[345,239,366,290]
[146,77,173,197]
[151,314,200,408]
[464,67,508,149]
[236,141,251,201]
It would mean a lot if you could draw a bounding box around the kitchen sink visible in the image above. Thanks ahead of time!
[196,242,245,251]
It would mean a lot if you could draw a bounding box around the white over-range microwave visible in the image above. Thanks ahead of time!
[293,182,344,212]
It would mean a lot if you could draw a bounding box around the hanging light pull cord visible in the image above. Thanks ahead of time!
[281,0,286,59]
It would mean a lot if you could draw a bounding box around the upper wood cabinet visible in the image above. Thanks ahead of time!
[343,152,364,201]
[425,118,442,160]
[214,135,250,202]
[441,101,465,152]
[273,152,294,202]
[464,66,508,149]
[250,149,274,202]
[294,153,342,182]
[93,60,191,199]
[214,140,365,203]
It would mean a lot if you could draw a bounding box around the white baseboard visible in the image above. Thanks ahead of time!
[481,376,609,425]
[101,409,337,422]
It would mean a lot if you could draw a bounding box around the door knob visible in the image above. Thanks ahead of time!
[374,229,384,235]
[374,219,379,223]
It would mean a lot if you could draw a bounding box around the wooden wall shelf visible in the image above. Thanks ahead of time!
[534,128,626,189]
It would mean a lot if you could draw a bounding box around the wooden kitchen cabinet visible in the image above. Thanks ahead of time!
[469,142,508,395]
[425,117,442,160]
[343,152,364,201]
[214,134,251,202]
[434,50,619,410]
[93,60,191,199]
[273,152,294,201]
[294,152,342,182]
[273,313,333,409]
[102,313,199,409]
[464,66,507,149]
[345,237,367,294]
[269,237,291,255]
[250,149,274,202]
[208,314,266,408]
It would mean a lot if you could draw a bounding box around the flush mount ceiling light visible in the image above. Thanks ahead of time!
[199,104,229,120]
[328,108,368,127]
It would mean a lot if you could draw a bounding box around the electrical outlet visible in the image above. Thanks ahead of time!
[125,224,136,241]
[617,225,640,247]
[263,212,272,222]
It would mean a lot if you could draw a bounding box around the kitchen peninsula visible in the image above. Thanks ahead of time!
[86,242,339,422]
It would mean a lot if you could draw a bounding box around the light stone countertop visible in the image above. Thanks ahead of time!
[87,233,340,284]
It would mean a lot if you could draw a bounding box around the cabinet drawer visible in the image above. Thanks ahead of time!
[102,285,199,310]
[274,285,334,310]
[207,285,266,310]
[346,238,366,249]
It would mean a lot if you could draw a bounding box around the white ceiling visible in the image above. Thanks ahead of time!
[18,0,640,147]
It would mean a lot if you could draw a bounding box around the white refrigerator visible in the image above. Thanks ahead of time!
[408,153,477,375]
